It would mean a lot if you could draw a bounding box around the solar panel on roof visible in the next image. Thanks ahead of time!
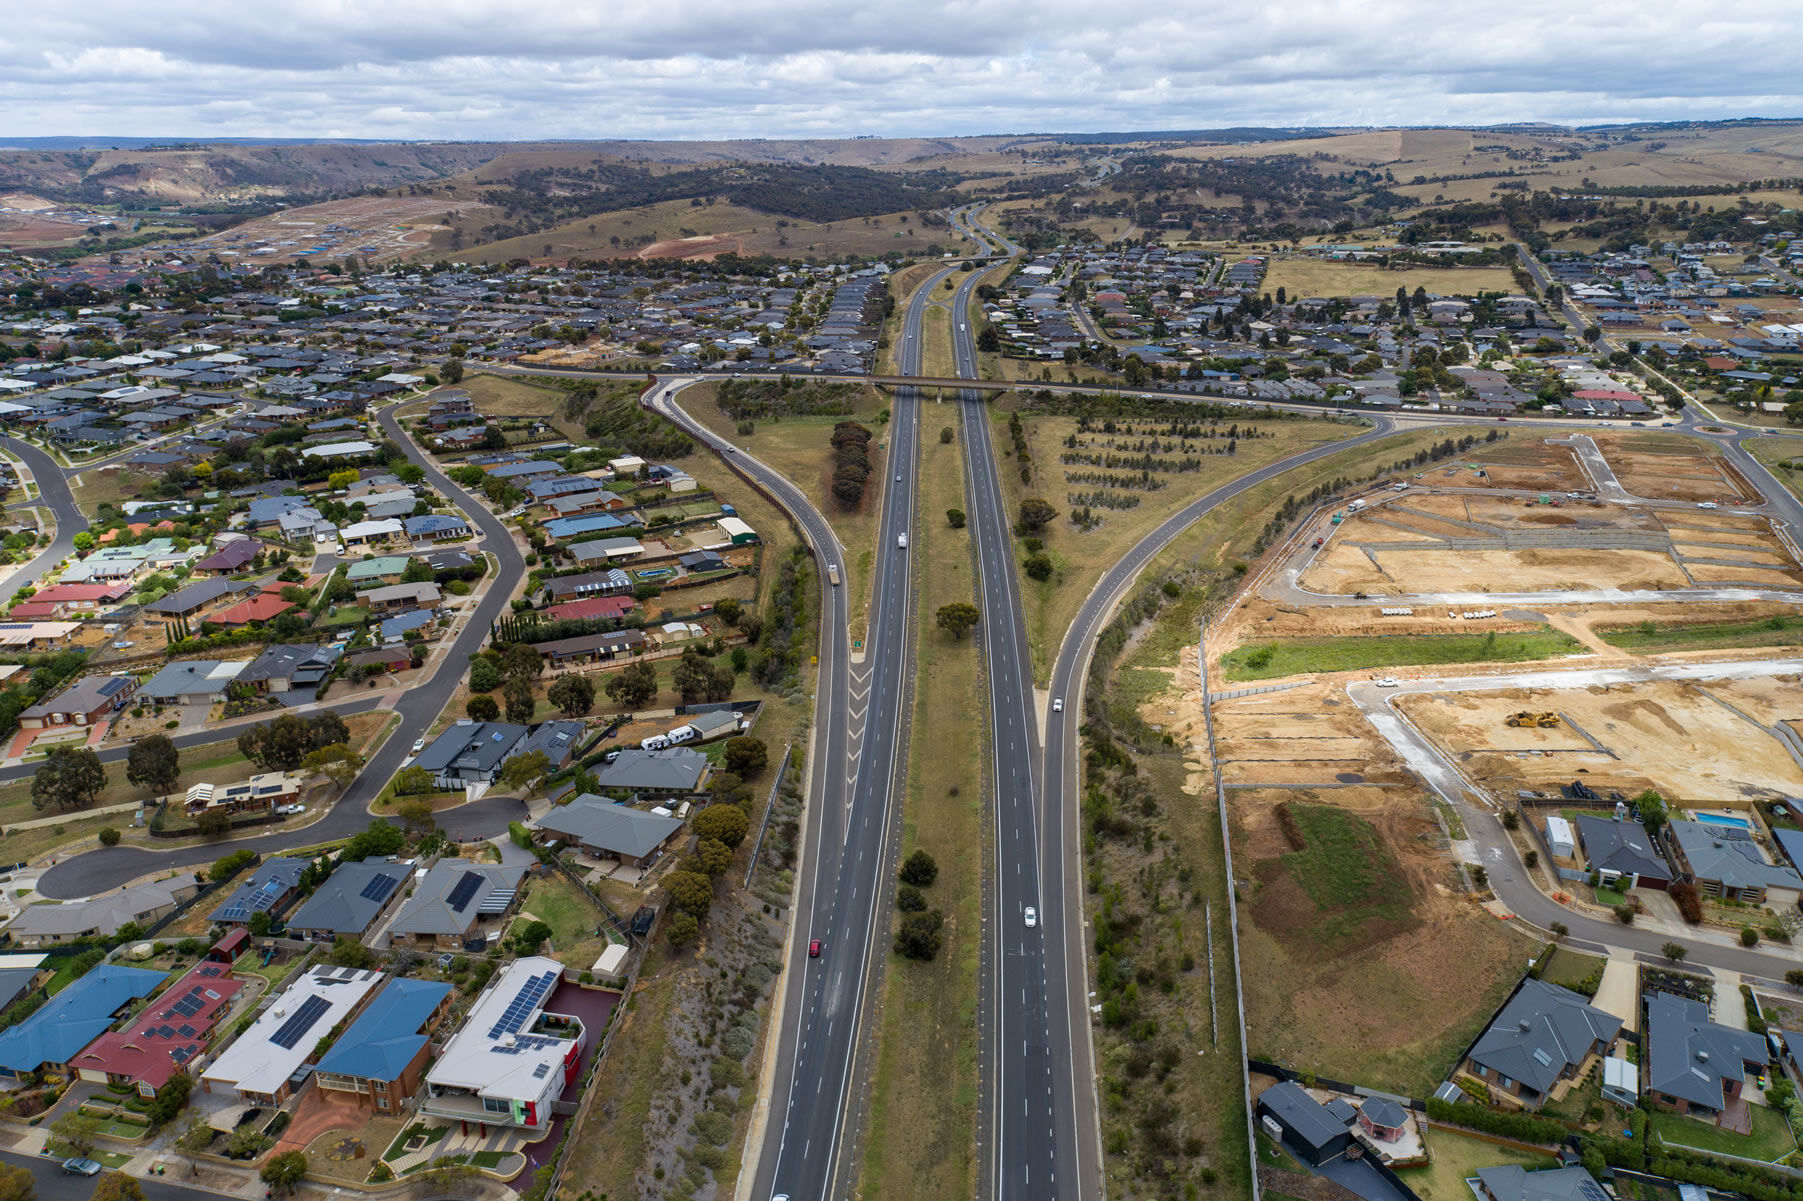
[445,871,483,913]
[178,1024,197,1038]
[270,994,332,1049]
[359,873,399,903]
[200,965,222,977]
[533,1063,551,1078]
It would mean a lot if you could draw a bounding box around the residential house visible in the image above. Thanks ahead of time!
[1666,819,1803,905]
[364,581,441,613]
[543,595,635,623]
[234,643,341,694]
[1255,1080,1354,1167]
[1473,1165,1610,1201]
[1460,978,1621,1110]
[1574,815,1674,890]
[19,674,138,729]
[340,518,404,548]
[547,569,631,601]
[286,861,409,943]
[183,771,302,816]
[300,440,379,461]
[593,747,711,795]
[533,794,684,867]
[313,978,454,1113]
[346,555,411,587]
[145,577,257,619]
[678,549,725,574]
[2,876,202,948]
[70,951,243,1093]
[1644,990,1768,1123]
[204,593,296,628]
[1356,1096,1409,1143]
[0,964,165,1083]
[420,956,584,1135]
[13,581,131,618]
[192,539,263,575]
[532,629,649,666]
[413,721,528,788]
[208,856,309,926]
[137,660,247,705]
[510,720,587,770]
[387,861,525,951]
[405,514,469,542]
[347,646,411,674]
[201,966,384,1104]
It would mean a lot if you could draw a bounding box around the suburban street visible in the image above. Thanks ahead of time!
[32,401,528,898]
[0,434,85,597]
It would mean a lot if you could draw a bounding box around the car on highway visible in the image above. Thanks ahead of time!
[897,533,908,549]
[1024,906,1037,928]
[1052,697,1063,713]
[1374,677,1401,688]
[62,1159,102,1176]
[808,939,822,958]
[412,738,426,753]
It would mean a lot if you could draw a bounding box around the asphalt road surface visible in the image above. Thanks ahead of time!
[34,403,528,899]
[0,1150,222,1201]
[0,435,86,597]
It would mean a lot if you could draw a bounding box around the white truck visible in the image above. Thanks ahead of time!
[1348,498,1367,512]
[898,532,909,549]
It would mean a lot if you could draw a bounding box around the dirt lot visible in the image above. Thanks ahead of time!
[1212,683,1414,789]
[183,195,468,265]
[1590,432,1757,504]
[1301,542,1691,595]
[1396,675,1803,801]
[1443,441,1588,492]
[1260,258,1514,300]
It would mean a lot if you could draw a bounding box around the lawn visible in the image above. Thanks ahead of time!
[443,373,583,442]
[1262,258,1514,301]
[1397,1128,1556,1201]
[1537,946,1606,993]
[1650,1105,1798,1161]
[1219,628,1585,682]
[1598,614,1803,654]
[986,403,1362,682]
[860,405,982,1201]
[519,873,609,965]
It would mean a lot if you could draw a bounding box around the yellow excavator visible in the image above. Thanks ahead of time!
[1505,711,1562,728]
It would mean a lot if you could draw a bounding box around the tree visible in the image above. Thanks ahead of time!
[144,1071,192,1128]
[0,1163,34,1201]
[722,736,768,777]
[665,910,699,948]
[342,819,404,861]
[260,1150,309,1195]
[1662,941,1688,963]
[302,743,361,789]
[606,660,659,708]
[195,809,231,839]
[326,469,359,491]
[693,804,749,848]
[1022,553,1053,581]
[72,530,94,552]
[330,937,375,969]
[126,734,181,794]
[466,693,501,721]
[51,1111,100,1156]
[894,909,943,960]
[502,641,543,680]
[1017,497,1057,533]
[468,656,503,693]
[442,358,465,384]
[89,1175,146,1201]
[899,849,938,887]
[31,745,106,811]
[695,837,732,876]
[503,676,536,723]
[939,426,954,444]
[498,750,550,792]
[713,597,744,627]
[238,713,343,772]
[1635,789,1668,837]
[98,826,121,846]
[665,870,713,918]
[247,910,272,937]
[395,799,435,836]
[936,602,981,639]
[510,919,553,956]
[548,673,596,717]
[1549,921,1568,940]
[395,766,434,797]
[897,883,927,912]
[394,463,426,486]
[946,508,966,529]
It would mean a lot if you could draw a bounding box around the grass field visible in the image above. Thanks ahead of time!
[1743,438,1803,502]
[1598,613,1803,654]
[1278,804,1417,949]
[1396,1129,1556,1201]
[70,465,154,517]
[1650,1105,1797,1161]
[520,873,612,967]
[987,405,1361,681]
[860,405,981,1201]
[1220,628,1584,681]
[440,373,580,441]
[1537,946,1606,992]
[1262,258,1514,300]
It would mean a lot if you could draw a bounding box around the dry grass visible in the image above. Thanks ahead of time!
[1262,258,1514,300]
[435,373,583,441]
[860,405,982,1200]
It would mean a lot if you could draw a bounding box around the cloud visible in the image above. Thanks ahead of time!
[0,0,1797,140]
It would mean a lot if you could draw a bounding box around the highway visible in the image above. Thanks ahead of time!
[652,266,943,1201]
[33,403,529,899]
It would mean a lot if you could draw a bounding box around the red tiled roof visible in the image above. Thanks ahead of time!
[31,582,132,603]
[1572,389,1640,402]
[68,958,243,1089]
[545,596,636,622]
[206,594,296,626]
[6,602,56,619]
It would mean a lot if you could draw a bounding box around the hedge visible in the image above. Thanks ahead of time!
[1424,1097,1566,1145]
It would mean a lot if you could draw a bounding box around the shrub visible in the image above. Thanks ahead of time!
[1741,925,1760,947]
[1614,904,1636,925]
[1425,1097,1563,1145]
[98,827,121,846]
[1669,880,1704,924]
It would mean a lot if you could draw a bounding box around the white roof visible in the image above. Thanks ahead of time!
[341,519,403,539]
[591,944,628,975]
[1603,1056,1638,1095]
[426,956,575,1107]
[1545,815,1574,842]
[202,966,381,1098]
[300,440,378,459]
[718,516,754,538]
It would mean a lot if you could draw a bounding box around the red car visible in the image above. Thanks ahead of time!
[808,939,823,958]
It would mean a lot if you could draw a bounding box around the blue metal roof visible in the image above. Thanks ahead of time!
[0,964,163,1073]
[314,978,452,1082]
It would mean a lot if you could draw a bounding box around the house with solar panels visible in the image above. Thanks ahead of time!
[0,964,164,1084]
[201,966,383,1104]
[422,957,582,1135]
[208,856,309,928]
[387,861,526,951]
[70,941,244,1093]
[312,978,454,1112]
[286,860,409,944]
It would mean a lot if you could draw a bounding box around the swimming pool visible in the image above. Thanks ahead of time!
[1693,813,1752,831]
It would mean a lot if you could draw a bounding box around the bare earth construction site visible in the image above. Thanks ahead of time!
[1196,428,1803,1104]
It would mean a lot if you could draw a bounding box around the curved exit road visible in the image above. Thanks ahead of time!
[35,403,529,899]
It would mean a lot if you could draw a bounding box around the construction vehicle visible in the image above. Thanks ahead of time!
[1330,511,1344,524]
[1312,537,1324,548]
[1505,711,1562,728]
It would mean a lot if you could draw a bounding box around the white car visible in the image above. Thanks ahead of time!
[411,738,426,753]
[1024,906,1038,928]
[1374,677,1400,688]
[1697,501,1718,509]
[1052,698,1063,713]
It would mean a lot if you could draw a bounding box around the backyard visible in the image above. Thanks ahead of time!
[1649,1106,1798,1162]
[1396,1128,1556,1201]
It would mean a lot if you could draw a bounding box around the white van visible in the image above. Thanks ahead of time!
[898,532,909,549]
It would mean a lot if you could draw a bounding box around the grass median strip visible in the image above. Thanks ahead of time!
[860,402,981,1201]
[1598,613,1803,653]
[1220,627,1585,681]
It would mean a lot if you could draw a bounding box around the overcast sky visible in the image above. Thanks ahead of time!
[1,1,1797,141]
